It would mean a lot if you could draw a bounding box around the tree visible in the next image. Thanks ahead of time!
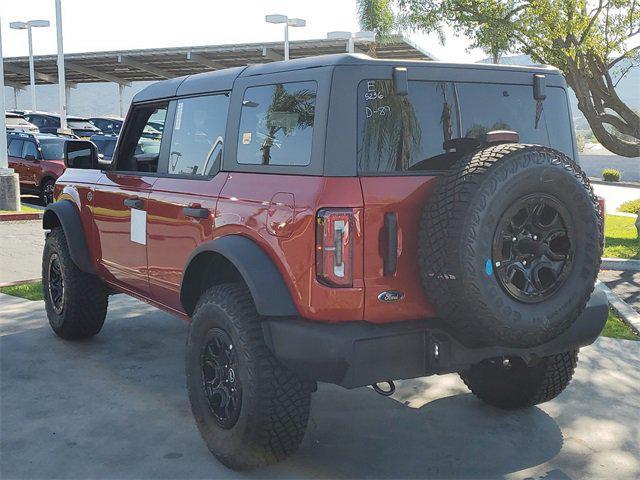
[357,0,640,157]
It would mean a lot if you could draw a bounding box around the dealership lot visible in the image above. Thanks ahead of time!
[1,292,639,479]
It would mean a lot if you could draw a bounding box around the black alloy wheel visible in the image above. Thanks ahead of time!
[42,179,55,206]
[201,328,242,429]
[492,194,574,303]
[47,252,65,314]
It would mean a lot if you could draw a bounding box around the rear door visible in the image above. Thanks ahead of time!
[21,140,41,187]
[93,102,168,295]
[357,78,461,322]
[7,139,26,186]
[146,93,230,312]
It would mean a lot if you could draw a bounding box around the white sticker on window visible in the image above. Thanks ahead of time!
[242,132,252,144]
[130,208,147,245]
[174,102,184,131]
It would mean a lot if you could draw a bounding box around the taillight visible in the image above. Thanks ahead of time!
[316,209,354,287]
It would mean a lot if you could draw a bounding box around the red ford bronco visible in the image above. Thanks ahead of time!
[42,54,606,470]
[7,132,69,205]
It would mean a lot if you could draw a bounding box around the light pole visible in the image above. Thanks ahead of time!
[54,0,68,133]
[265,14,306,61]
[327,30,376,54]
[9,19,50,112]
[0,18,21,211]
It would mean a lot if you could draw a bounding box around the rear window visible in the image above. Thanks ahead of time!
[39,138,66,160]
[236,81,317,166]
[358,79,574,174]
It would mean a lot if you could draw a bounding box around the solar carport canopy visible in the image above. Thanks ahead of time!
[2,36,434,88]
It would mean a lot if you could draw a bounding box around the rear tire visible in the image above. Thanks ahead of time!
[40,178,55,206]
[42,227,109,339]
[186,284,311,470]
[419,144,602,347]
[460,350,578,409]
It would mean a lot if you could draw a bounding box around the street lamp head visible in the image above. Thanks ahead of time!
[287,18,306,27]
[28,20,51,28]
[10,20,51,30]
[265,14,288,24]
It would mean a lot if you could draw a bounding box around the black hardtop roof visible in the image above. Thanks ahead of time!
[133,53,561,103]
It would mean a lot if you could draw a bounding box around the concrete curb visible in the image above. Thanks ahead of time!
[0,212,43,222]
[595,281,640,335]
[589,178,640,188]
[601,258,640,271]
[0,278,41,288]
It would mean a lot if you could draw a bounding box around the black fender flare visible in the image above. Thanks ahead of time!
[42,200,97,275]
[181,235,298,317]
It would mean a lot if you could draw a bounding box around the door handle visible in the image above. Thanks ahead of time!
[183,206,210,219]
[124,197,144,209]
[383,212,398,276]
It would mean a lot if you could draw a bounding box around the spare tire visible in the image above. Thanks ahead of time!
[419,144,602,348]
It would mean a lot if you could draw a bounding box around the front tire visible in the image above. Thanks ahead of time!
[42,227,108,339]
[186,284,311,470]
[460,350,578,409]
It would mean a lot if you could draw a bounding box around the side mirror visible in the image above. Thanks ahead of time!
[24,154,37,161]
[64,140,98,169]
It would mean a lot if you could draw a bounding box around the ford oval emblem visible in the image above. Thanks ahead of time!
[378,290,404,303]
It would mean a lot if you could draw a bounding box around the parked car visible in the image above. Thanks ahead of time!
[42,55,606,470]
[89,116,162,140]
[7,131,68,205]
[5,112,39,133]
[88,116,123,135]
[89,134,118,162]
[22,112,102,139]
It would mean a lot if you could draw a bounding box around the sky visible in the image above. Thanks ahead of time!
[0,0,485,63]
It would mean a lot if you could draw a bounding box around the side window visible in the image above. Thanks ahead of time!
[8,139,24,157]
[22,141,39,159]
[167,93,229,176]
[114,103,167,172]
[237,81,316,166]
[358,80,460,173]
[27,115,42,127]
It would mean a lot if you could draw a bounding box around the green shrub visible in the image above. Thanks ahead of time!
[602,168,621,182]
[619,199,640,215]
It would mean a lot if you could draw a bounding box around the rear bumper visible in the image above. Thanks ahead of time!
[262,290,608,389]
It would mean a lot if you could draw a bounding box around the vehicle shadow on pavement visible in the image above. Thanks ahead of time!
[1,296,638,479]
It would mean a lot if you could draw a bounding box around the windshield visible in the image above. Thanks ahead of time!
[38,138,66,160]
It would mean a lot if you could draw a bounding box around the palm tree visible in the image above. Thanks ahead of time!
[260,84,316,165]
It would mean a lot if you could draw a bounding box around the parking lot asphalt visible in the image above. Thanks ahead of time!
[1,293,639,479]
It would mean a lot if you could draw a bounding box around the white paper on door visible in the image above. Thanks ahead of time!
[131,208,147,245]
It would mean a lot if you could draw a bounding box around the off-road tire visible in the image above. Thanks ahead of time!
[419,144,602,348]
[42,227,109,339]
[186,284,311,470]
[460,350,579,409]
[40,178,55,206]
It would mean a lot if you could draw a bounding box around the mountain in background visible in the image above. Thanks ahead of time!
[3,81,153,118]
[478,54,640,138]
